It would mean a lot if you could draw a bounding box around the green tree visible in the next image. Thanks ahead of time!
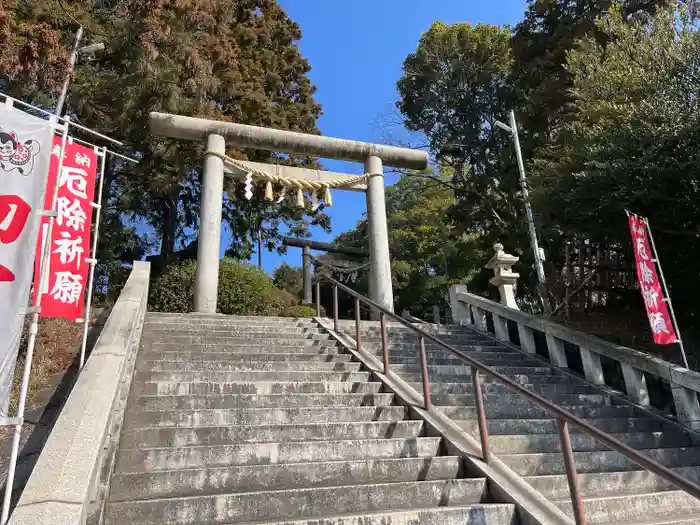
[272,262,304,299]
[534,1,700,320]
[511,0,671,140]
[396,22,542,306]
[0,1,329,291]
[333,172,488,317]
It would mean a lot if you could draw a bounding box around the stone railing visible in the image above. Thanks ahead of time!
[449,283,700,430]
[8,261,150,525]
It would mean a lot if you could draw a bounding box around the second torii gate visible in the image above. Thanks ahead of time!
[282,237,370,304]
[149,112,428,314]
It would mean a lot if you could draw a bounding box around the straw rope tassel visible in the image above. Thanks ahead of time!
[212,153,374,210]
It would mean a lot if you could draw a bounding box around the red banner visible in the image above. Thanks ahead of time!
[34,138,97,320]
[628,215,676,344]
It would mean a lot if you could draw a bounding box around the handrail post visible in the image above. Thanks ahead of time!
[380,312,389,374]
[419,336,431,409]
[471,367,490,462]
[333,284,339,332]
[558,419,587,525]
[355,297,362,350]
[315,280,321,317]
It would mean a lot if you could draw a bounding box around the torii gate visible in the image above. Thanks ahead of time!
[149,112,428,314]
[282,237,370,304]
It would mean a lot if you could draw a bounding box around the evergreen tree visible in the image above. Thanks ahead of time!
[511,0,670,140]
[0,0,329,292]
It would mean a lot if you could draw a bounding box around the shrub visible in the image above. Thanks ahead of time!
[283,304,317,318]
[149,258,288,315]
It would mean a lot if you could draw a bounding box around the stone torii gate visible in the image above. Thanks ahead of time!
[149,112,428,314]
[282,237,370,304]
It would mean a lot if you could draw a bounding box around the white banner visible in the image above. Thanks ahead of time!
[0,105,53,418]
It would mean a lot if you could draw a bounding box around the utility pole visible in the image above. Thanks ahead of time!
[495,110,551,314]
[55,26,105,117]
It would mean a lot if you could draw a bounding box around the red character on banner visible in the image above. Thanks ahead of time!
[628,215,676,344]
[0,194,32,282]
[34,138,97,320]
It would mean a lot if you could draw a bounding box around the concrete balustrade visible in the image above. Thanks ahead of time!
[450,286,700,430]
[8,262,150,525]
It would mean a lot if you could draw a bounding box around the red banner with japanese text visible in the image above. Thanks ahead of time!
[628,214,677,344]
[34,137,97,320]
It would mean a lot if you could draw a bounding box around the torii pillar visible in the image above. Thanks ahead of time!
[149,112,428,315]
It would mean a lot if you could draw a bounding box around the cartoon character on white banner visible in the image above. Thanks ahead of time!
[0,130,41,175]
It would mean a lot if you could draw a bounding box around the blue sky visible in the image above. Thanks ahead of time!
[237,1,528,273]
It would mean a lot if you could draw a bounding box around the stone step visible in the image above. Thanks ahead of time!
[526,465,700,499]
[439,403,637,421]
[556,490,700,524]
[139,360,363,372]
[370,327,484,335]
[103,478,489,525]
[110,455,463,500]
[378,349,531,360]
[115,503,518,525]
[136,381,384,396]
[146,313,312,323]
[361,336,490,346]
[115,436,443,472]
[399,372,576,385]
[124,405,409,428]
[490,431,695,455]
[138,371,372,383]
[120,420,425,448]
[152,340,336,350]
[501,446,700,476]
[139,352,355,363]
[363,343,506,353]
[150,335,333,345]
[431,392,612,408]
[145,326,326,335]
[144,347,347,358]
[144,317,317,328]
[391,364,555,376]
[134,393,395,410]
[378,355,542,367]
[600,514,700,525]
[457,417,670,436]
[406,381,599,396]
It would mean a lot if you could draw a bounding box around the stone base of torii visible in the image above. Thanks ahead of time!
[148,112,428,315]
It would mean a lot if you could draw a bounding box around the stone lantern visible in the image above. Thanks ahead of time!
[485,243,520,309]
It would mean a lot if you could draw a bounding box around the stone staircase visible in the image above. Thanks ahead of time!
[342,321,700,525]
[101,313,517,525]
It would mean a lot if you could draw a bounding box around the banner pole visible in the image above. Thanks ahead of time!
[643,216,689,369]
[78,147,107,369]
[0,117,71,525]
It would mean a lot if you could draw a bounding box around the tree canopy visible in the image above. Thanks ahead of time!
[331,172,489,318]
[1,0,328,293]
[388,0,700,329]
[533,2,700,319]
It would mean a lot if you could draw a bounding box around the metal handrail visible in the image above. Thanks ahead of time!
[314,273,700,525]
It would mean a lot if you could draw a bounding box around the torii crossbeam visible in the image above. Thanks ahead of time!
[149,112,428,315]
